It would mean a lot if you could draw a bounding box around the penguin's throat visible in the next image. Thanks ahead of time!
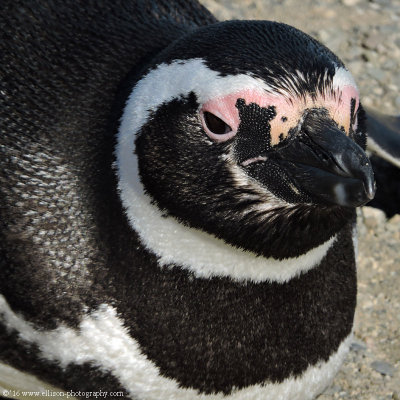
[121,174,354,283]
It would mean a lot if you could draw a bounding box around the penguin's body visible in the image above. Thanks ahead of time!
[0,1,398,399]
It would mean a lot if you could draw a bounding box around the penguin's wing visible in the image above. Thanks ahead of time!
[365,107,400,168]
[364,107,400,216]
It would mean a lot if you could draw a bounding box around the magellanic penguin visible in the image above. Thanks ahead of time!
[1,1,399,399]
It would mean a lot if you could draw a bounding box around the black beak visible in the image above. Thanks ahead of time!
[276,109,376,207]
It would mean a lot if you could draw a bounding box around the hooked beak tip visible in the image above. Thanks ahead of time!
[365,180,377,200]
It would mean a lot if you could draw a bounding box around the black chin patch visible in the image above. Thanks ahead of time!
[234,99,277,164]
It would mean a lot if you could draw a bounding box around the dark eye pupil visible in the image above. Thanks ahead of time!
[204,112,231,135]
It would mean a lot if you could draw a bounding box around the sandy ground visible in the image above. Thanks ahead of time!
[199,1,400,398]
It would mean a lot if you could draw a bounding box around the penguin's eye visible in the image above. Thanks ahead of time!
[203,112,232,135]
[200,111,236,142]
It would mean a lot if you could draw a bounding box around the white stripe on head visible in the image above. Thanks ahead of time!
[116,58,339,283]
[0,295,352,400]
[332,66,358,92]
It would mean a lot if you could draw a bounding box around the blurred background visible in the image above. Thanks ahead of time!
[199,1,400,398]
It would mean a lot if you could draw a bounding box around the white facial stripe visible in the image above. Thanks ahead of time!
[0,296,352,400]
[332,66,358,93]
[117,58,343,283]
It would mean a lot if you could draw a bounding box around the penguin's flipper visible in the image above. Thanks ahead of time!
[365,107,400,168]
[365,107,400,216]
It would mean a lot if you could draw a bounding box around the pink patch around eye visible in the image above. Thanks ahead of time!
[201,90,301,144]
[200,86,360,143]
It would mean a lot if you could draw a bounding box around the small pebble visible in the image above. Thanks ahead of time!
[362,206,387,230]
[367,66,386,82]
[373,86,384,96]
[342,0,361,5]
[382,59,397,70]
[350,340,367,352]
[389,214,400,226]
[369,2,381,10]
[371,360,396,376]
[363,35,382,51]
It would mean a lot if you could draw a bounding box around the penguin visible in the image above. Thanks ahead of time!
[0,1,398,399]
[364,109,400,216]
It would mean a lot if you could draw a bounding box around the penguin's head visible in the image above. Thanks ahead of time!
[117,20,375,259]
